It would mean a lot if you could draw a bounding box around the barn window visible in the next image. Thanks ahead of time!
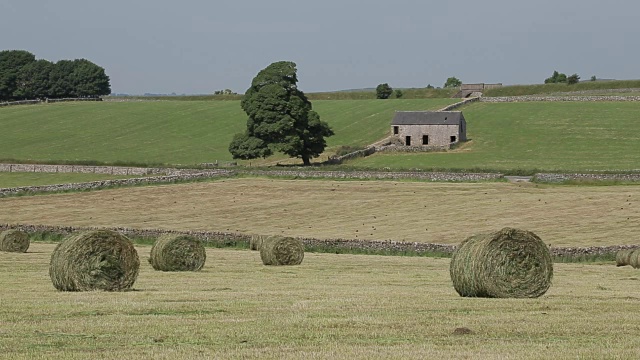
[450,136,457,143]
[393,126,399,135]
[422,135,429,145]
[405,136,411,146]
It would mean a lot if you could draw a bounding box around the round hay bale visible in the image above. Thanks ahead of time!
[0,229,30,253]
[49,230,140,291]
[450,227,553,298]
[616,249,635,267]
[249,235,265,251]
[628,250,640,269]
[260,236,304,266]
[149,234,206,271]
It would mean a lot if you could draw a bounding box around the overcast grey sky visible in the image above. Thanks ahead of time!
[2,0,638,94]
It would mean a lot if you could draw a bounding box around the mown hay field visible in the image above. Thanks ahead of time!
[0,99,455,166]
[352,101,640,172]
[1,243,638,359]
[1,178,638,247]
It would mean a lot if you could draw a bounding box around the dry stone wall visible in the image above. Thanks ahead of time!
[0,98,101,107]
[0,163,217,176]
[481,95,640,103]
[246,170,502,181]
[534,173,640,183]
[0,170,234,197]
[0,223,631,259]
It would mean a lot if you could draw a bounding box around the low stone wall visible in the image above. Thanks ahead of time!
[46,97,102,103]
[377,144,450,153]
[0,163,214,176]
[0,100,41,107]
[440,96,480,110]
[246,170,503,182]
[534,173,640,183]
[328,146,377,164]
[0,223,632,259]
[0,170,234,197]
[481,95,640,103]
[547,88,640,96]
[0,98,102,107]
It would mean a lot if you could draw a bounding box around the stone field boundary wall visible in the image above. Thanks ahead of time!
[0,163,211,176]
[480,95,640,103]
[0,170,234,197]
[0,97,102,107]
[534,173,640,183]
[0,223,633,258]
[246,170,503,181]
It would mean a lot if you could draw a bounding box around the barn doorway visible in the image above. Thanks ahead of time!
[405,136,411,146]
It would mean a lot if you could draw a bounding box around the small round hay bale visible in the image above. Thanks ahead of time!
[628,250,640,269]
[0,229,30,253]
[149,234,206,271]
[49,230,140,291]
[450,227,553,298]
[616,249,635,267]
[260,236,304,266]
[249,235,265,251]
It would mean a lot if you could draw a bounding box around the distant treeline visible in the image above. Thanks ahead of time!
[0,50,110,101]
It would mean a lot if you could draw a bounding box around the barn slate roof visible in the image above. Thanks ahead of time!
[391,111,463,126]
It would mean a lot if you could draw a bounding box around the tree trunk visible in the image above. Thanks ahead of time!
[302,155,311,166]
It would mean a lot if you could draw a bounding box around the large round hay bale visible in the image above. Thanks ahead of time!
[260,236,304,266]
[49,230,140,291]
[149,234,206,271]
[0,229,30,253]
[629,250,640,269]
[249,235,265,251]
[450,227,553,298]
[616,249,635,267]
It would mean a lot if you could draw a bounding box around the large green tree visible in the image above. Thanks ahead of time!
[229,61,334,166]
[14,59,54,99]
[48,60,76,98]
[375,83,393,99]
[444,76,462,88]
[0,50,36,101]
[69,59,111,97]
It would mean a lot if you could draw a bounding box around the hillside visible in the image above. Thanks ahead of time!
[0,99,455,166]
[350,101,640,172]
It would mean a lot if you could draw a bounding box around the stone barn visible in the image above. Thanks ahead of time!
[390,111,467,147]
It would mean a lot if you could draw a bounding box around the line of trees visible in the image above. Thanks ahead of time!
[0,50,111,102]
[544,70,580,85]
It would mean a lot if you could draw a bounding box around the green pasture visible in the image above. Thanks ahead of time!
[0,99,454,166]
[351,101,640,172]
[0,172,139,188]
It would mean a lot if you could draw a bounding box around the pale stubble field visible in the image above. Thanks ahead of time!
[0,178,638,247]
[1,243,639,359]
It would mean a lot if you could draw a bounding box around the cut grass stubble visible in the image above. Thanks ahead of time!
[1,243,639,359]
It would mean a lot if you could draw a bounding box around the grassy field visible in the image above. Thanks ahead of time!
[0,172,140,188]
[1,242,638,359]
[351,101,640,172]
[0,99,455,167]
[1,178,638,247]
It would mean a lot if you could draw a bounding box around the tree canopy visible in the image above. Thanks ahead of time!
[544,70,567,84]
[444,77,462,88]
[229,61,334,166]
[0,50,110,101]
[375,83,393,99]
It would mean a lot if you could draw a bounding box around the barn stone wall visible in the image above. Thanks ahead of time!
[392,124,461,146]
